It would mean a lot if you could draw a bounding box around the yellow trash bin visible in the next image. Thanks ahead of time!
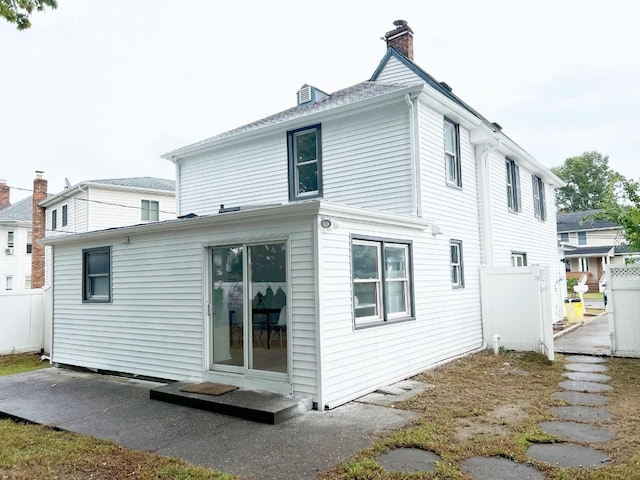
[564,299,575,323]
[572,299,584,322]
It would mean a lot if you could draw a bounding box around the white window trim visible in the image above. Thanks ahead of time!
[450,240,464,288]
[506,159,521,212]
[511,252,528,267]
[141,199,160,222]
[532,175,546,221]
[352,240,383,325]
[444,118,461,188]
[288,124,322,200]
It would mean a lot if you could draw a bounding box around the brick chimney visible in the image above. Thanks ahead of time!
[384,20,414,60]
[31,171,47,288]
[0,180,9,209]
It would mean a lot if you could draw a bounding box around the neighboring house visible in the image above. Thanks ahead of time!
[42,21,563,409]
[558,210,638,291]
[0,181,33,291]
[39,177,175,286]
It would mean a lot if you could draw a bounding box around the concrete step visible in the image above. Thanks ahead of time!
[150,382,312,424]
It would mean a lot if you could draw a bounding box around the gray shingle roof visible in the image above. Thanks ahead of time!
[0,195,32,222]
[90,177,175,192]
[556,210,619,233]
[564,245,614,257]
[165,82,412,154]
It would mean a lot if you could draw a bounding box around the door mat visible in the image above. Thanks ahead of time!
[180,382,238,396]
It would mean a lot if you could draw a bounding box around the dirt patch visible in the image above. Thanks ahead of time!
[454,403,527,442]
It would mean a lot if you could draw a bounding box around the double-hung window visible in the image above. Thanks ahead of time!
[444,119,461,187]
[560,232,569,243]
[511,252,527,267]
[51,209,58,230]
[7,231,14,248]
[83,246,111,302]
[352,238,412,327]
[26,230,32,253]
[62,204,68,227]
[506,159,521,212]
[5,276,12,291]
[578,231,587,245]
[288,124,322,200]
[450,240,464,288]
[532,175,546,221]
[141,199,159,221]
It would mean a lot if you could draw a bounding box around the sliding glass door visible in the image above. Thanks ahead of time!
[210,242,287,374]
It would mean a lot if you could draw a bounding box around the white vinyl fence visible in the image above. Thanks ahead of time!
[0,288,51,355]
[607,265,640,357]
[480,265,554,360]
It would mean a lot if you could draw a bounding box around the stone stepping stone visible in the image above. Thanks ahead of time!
[565,363,609,373]
[558,380,613,393]
[376,448,440,473]
[539,421,615,442]
[527,443,609,468]
[550,405,612,422]
[460,456,544,480]
[564,355,608,364]
[553,391,610,406]
[563,372,612,383]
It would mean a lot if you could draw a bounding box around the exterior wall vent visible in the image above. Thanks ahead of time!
[298,86,312,105]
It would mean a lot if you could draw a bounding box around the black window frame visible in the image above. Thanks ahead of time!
[532,175,546,221]
[51,209,57,231]
[62,204,68,227]
[287,124,323,201]
[443,118,462,188]
[506,158,521,212]
[511,251,528,267]
[350,235,414,329]
[450,239,465,288]
[82,246,112,303]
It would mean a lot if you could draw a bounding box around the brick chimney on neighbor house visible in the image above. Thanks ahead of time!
[384,20,414,60]
[0,180,9,209]
[31,171,47,288]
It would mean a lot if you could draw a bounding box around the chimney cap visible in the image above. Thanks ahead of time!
[393,19,408,27]
[35,170,44,180]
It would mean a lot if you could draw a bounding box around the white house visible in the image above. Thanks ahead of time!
[558,210,638,291]
[0,185,33,291]
[41,21,563,409]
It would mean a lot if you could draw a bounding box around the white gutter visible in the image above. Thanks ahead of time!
[404,93,422,216]
[476,137,501,267]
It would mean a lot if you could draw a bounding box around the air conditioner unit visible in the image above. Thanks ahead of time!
[5,247,14,255]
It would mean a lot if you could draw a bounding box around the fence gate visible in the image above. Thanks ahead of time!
[607,265,640,357]
[480,266,554,360]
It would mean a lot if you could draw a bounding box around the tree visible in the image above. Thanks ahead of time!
[551,151,624,213]
[1,0,57,30]
[601,177,640,254]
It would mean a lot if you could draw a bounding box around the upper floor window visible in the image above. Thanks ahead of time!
[52,209,58,231]
[560,232,569,243]
[7,230,14,248]
[506,159,521,212]
[141,200,159,221]
[5,276,12,291]
[25,276,31,289]
[352,237,413,327]
[450,240,464,288]
[62,204,68,227]
[444,119,461,187]
[532,175,546,221]
[578,231,587,245]
[83,246,111,303]
[511,251,527,267]
[288,124,322,200]
[26,230,32,254]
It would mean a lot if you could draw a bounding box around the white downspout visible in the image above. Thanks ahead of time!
[476,138,501,267]
[404,94,422,217]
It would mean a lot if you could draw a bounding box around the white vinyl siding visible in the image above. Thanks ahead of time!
[178,102,413,216]
[373,54,425,85]
[50,214,317,399]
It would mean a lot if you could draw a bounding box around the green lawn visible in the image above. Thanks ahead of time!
[0,352,50,376]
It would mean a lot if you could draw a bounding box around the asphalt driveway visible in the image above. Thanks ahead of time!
[555,314,611,356]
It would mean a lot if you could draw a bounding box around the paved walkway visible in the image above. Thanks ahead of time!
[555,314,611,356]
[0,368,419,480]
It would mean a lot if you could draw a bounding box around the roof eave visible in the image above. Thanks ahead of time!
[161,84,423,161]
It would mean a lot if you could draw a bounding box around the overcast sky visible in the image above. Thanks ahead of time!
[2,0,638,202]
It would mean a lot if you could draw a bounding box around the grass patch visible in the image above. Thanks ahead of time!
[319,351,640,480]
[0,353,50,376]
[0,354,237,479]
[583,292,604,301]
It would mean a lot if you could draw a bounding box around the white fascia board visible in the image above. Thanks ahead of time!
[40,183,174,208]
[318,201,430,231]
[470,124,565,188]
[162,84,424,161]
[418,86,483,131]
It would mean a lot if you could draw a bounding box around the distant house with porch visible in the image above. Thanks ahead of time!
[41,21,563,409]
[557,210,638,291]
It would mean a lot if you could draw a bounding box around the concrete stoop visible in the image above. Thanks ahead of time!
[150,382,312,424]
